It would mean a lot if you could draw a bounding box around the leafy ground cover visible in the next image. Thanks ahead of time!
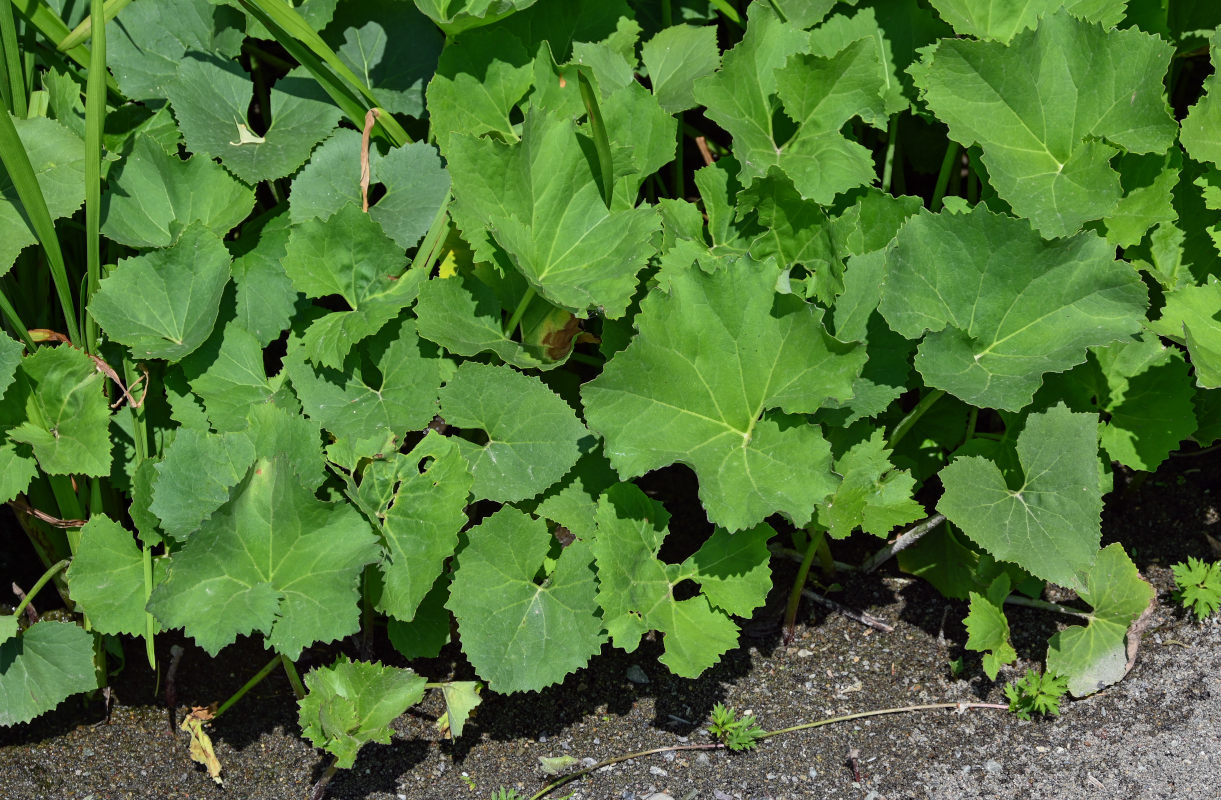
[1,0,1220,794]
[1,455,1218,799]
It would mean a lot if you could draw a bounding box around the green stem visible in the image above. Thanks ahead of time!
[58,0,133,51]
[504,287,536,337]
[931,140,959,212]
[673,111,684,198]
[280,653,306,699]
[409,190,451,274]
[887,389,945,450]
[781,525,826,638]
[1002,595,1090,620]
[758,701,1009,741]
[141,543,156,670]
[882,114,898,193]
[10,558,70,620]
[960,406,978,448]
[213,654,280,719]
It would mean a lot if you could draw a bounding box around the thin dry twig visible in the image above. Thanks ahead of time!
[802,588,894,632]
[694,135,715,166]
[8,498,87,529]
[360,108,380,212]
[90,355,148,410]
[11,582,38,624]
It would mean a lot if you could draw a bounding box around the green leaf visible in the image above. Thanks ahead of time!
[414,271,574,370]
[286,315,447,460]
[593,484,773,677]
[290,130,450,250]
[447,506,603,692]
[938,405,1102,591]
[640,23,720,114]
[105,0,245,101]
[1101,150,1181,249]
[149,456,381,658]
[0,345,111,477]
[150,428,257,540]
[0,441,37,503]
[101,134,254,249]
[0,621,98,726]
[524,445,619,539]
[738,169,840,303]
[0,616,15,645]
[927,0,1129,42]
[913,11,1176,237]
[582,255,864,531]
[769,0,836,29]
[230,212,303,347]
[447,105,660,318]
[437,362,585,503]
[818,429,923,539]
[1046,543,1153,697]
[367,143,451,251]
[298,656,427,769]
[1093,337,1197,470]
[180,323,279,433]
[437,681,482,739]
[0,333,20,398]
[879,206,1148,411]
[167,56,342,183]
[1148,278,1221,389]
[360,432,472,621]
[412,0,537,35]
[65,516,157,636]
[805,9,907,126]
[0,115,85,274]
[964,575,1016,680]
[284,204,421,369]
[326,0,443,119]
[696,5,894,203]
[1180,28,1221,167]
[425,26,534,155]
[386,578,452,659]
[89,224,232,362]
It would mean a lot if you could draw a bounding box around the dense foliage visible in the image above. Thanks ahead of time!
[1,0,1218,776]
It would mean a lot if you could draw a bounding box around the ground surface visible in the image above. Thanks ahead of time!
[1,454,1219,800]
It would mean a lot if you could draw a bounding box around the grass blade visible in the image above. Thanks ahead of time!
[236,0,410,146]
[57,0,132,51]
[10,0,121,95]
[0,108,81,344]
[82,0,105,352]
[576,69,613,208]
[0,0,26,115]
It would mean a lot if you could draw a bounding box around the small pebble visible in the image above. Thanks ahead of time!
[626,665,650,684]
[649,765,668,776]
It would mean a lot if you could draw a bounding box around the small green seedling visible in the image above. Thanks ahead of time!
[1171,558,1221,620]
[709,702,766,751]
[1004,669,1069,720]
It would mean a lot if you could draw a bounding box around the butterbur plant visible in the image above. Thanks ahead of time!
[0,0,1219,791]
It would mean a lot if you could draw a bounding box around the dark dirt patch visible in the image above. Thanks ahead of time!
[1,453,1219,800]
